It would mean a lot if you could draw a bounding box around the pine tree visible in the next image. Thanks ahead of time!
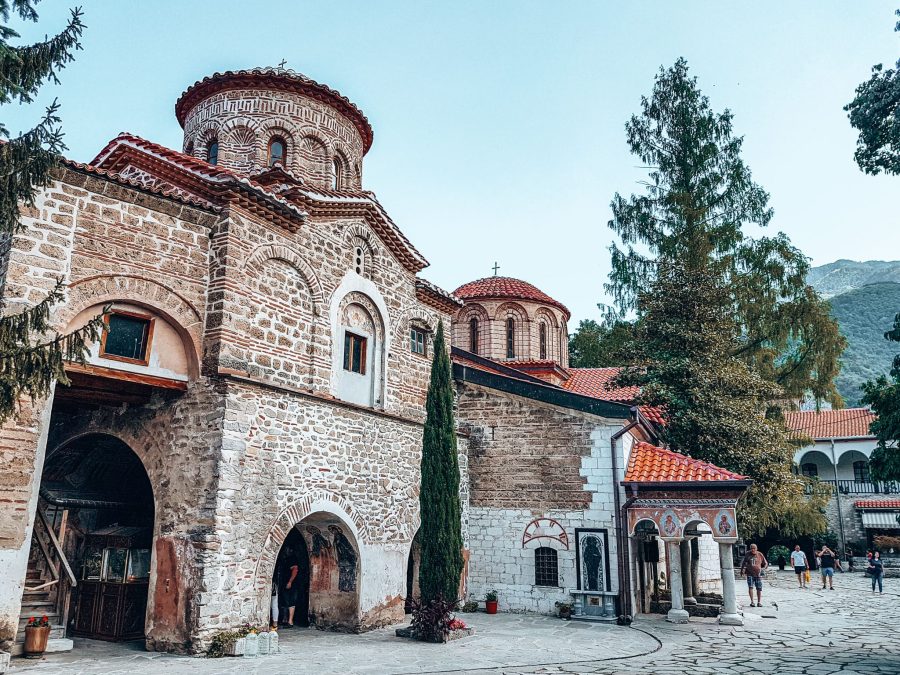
[1,1,103,422]
[418,321,464,605]
[567,315,634,368]
[607,58,845,406]
[862,313,900,481]
[845,9,900,176]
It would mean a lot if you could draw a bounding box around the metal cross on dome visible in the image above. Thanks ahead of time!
[277,59,288,71]
[492,262,500,276]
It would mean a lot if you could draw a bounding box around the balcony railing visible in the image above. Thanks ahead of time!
[806,479,900,495]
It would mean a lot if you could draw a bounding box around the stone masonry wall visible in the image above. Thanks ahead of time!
[457,382,626,614]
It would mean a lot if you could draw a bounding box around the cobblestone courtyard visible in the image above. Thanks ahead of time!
[10,572,899,674]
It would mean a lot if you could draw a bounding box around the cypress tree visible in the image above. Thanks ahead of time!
[1,1,104,423]
[418,321,463,604]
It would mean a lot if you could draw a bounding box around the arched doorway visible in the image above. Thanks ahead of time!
[274,528,310,627]
[272,511,361,631]
[404,531,421,613]
[38,434,155,642]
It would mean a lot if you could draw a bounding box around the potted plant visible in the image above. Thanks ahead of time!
[23,615,51,659]
[555,601,573,620]
[485,590,498,615]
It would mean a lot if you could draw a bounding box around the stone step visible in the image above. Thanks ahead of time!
[10,637,73,657]
[15,625,66,641]
[21,599,55,610]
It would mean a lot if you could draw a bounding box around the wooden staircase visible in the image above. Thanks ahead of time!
[13,501,76,653]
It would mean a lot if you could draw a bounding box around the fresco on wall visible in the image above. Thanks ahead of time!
[329,524,357,592]
[575,529,610,592]
[306,525,336,592]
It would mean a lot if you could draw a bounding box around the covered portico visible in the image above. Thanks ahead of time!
[622,442,751,626]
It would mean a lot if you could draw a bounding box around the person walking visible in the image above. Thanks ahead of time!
[819,546,840,590]
[740,543,769,607]
[868,551,884,594]
[280,546,300,627]
[791,545,810,588]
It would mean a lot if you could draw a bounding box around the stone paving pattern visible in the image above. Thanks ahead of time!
[11,572,899,674]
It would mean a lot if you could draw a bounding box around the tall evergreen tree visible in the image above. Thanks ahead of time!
[568,315,634,368]
[845,9,900,176]
[608,59,837,535]
[1,1,103,422]
[418,321,463,604]
[607,58,845,406]
[862,313,900,481]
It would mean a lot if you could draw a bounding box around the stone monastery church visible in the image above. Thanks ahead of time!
[0,68,751,655]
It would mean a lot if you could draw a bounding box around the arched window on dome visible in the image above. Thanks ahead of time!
[332,156,344,190]
[469,317,479,354]
[539,322,548,360]
[268,137,286,167]
[207,140,219,166]
[506,317,516,359]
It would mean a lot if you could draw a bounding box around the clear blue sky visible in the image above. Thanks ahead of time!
[6,1,899,325]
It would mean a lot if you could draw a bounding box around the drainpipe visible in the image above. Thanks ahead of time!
[612,410,640,621]
[831,438,847,556]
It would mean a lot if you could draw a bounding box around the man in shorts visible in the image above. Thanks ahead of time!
[819,546,840,589]
[791,544,809,588]
[740,543,769,607]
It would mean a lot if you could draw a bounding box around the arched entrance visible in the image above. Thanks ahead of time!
[37,433,155,642]
[272,511,361,630]
[404,531,421,613]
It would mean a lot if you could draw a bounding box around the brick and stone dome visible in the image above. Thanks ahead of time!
[175,68,372,189]
[451,276,570,372]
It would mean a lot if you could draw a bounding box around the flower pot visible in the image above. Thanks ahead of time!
[23,626,51,659]
[485,600,498,614]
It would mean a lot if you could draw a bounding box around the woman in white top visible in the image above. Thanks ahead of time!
[791,545,809,588]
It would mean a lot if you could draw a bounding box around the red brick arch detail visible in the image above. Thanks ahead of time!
[393,305,437,348]
[253,491,367,597]
[243,244,325,314]
[60,274,202,378]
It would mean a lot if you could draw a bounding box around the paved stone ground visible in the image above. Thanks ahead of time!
[9,572,899,674]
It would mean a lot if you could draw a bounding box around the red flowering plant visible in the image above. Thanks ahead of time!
[26,616,50,628]
[448,618,467,631]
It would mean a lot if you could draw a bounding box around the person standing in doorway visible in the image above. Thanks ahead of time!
[819,546,839,590]
[281,546,300,627]
[740,543,769,607]
[868,551,884,594]
[791,545,810,588]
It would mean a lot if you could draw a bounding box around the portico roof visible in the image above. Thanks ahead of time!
[623,441,749,485]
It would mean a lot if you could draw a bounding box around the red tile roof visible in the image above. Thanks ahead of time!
[856,499,900,509]
[453,277,570,319]
[638,405,666,427]
[783,408,876,440]
[562,367,639,402]
[174,68,373,152]
[624,441,747,483]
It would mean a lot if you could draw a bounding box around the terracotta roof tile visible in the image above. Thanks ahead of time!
[855,499,900,509]
[562,367,639,402]
[453,277,569,319]
[624,441,747,483]
[783,408,876,440]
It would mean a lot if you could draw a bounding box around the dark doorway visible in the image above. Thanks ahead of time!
[275,527,310,627]
[405,531,421,613]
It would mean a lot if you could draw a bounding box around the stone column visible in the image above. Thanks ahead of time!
[666,540,689,623]
[680,539,697,605]
[690,537,701,598]
[718,542,743,626]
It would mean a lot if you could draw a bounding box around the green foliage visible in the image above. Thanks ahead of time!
[0,1,103,424]
[607,58,845,406]
[485,589,498,602]
[813,531,839,551]
[460,600,478,613]
[862,311,900,481]
[568,315,634,368]
[829,283,900,405]
[205,624,258,658]
[768,545,790,565]
[418,321,463,605]
[617,263,828,537]
[844,10,900,176]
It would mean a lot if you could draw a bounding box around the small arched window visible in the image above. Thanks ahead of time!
[354,246,365,276]
[268,137,286,167]
[332,156,344,190]
[185,140,195,156]
[506,317,515,359]
[207,141,219,166]
[469,317,479,354]
[801,462,818,479]
[539,323,548,360]
[854,460,870,483]
[534,547,558,587]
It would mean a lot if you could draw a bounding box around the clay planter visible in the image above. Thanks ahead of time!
[485,600,498,615]
[23,626,51,659]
